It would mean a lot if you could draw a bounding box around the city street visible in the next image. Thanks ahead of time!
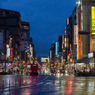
[0,75,95,95]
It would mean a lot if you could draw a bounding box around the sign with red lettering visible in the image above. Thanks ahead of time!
[10,48,13,59]
[74,25,77,45]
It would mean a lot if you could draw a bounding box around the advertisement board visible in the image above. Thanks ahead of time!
[0,32,3,49]
[41,58,49,62]
[55,42,59,57]
[74,25,78,45]
[10,48,13,59]
[31,60,33,64]
[91,6,95,34]
[88,52,94,58]
[7,48,10,57]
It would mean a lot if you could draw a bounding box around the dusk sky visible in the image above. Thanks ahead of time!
[0,0,78,57]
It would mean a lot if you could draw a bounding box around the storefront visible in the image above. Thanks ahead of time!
[76,52,95,71]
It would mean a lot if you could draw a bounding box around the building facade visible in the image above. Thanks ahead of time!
[0,8,21,63]
[20,21,30,64]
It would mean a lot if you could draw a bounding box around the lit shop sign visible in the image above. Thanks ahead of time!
[55,42,59,57]
[31,60,33,64]
[88,52,94,58]
[31,47,33,57]
[67,18,69,25]
[10,48,13,59]
[41,58,49,62]
[64,28,66,36]
[91,6,95,35]
[74,25,77,45]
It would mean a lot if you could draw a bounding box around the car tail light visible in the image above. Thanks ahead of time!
[30,70,32,72]
[37,70,38,72]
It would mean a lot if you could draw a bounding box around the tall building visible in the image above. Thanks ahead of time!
[58,36,63,63]
[77,0,95,58]
[20,21,30,64]
[77,5,82,59]
[21,21,30,41]
[66,16,72,54]
[49,44,55,60]
[72,7,78,60]
[0,8,21,62]
[76,0,95,71]
[63,28,69,63]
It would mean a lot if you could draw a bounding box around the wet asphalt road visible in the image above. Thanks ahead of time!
[0,74,95,95]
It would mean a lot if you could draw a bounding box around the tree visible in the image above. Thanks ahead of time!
[21,64,24,69]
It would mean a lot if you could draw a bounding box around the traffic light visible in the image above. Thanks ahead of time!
[28,56,30,58]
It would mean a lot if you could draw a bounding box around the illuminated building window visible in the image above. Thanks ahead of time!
[23,26,29,29]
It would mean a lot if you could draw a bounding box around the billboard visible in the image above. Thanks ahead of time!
[91,6,95,34]
[0,32,3,49]
[55,42,59,57]
[74,25,77,45]
[41,58,49,62]
[10,48,13,59]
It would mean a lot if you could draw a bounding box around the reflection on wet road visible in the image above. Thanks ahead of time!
[0,75,95,95]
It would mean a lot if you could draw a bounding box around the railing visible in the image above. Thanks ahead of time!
[0,79,22,91]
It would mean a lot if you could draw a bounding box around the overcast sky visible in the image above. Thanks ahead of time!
[0,0,78,57]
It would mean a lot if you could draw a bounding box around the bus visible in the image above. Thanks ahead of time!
[30,64,38,76]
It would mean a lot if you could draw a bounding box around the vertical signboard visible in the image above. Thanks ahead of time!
[30,47,33,63]
[64,28,66,36]
[7,48,10,57]
[29,44,31,63]
[67,18,69,25]
[55,42,59,57]
[62,36,64,49]
[10,48,13,59]
[31,47,33,57]
[74,25,77,45]
[91,6,95,34]
[50,50,52,59]
[0,32,3,49]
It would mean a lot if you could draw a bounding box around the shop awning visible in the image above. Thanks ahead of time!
[77,58,89,63]
[0,60,13,63]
